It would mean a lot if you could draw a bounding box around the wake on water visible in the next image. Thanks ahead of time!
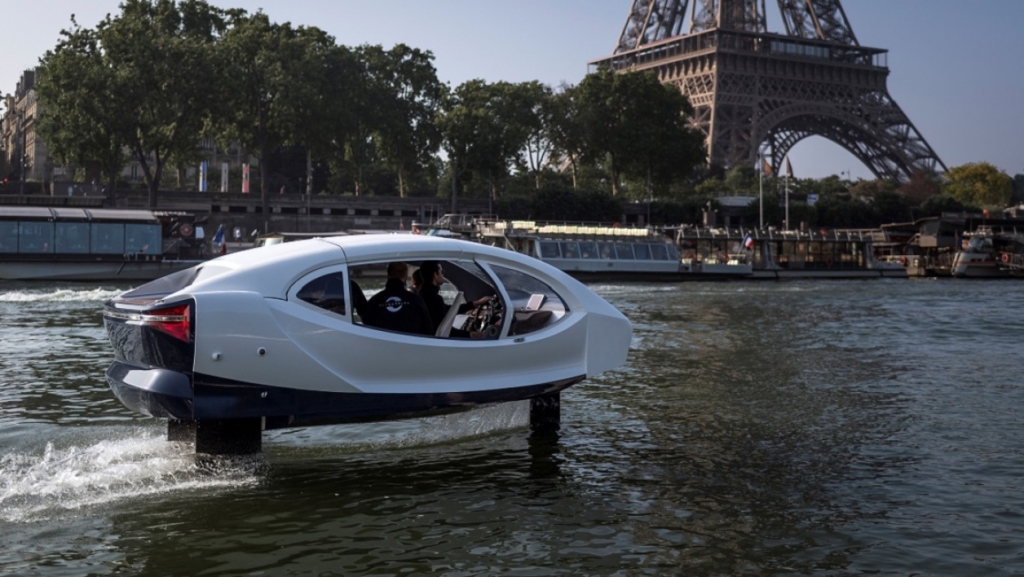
[0,402,531,524]
[0,286,126,303]
[0,430,262,523]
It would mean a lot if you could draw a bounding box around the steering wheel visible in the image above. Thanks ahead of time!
[462,296,503,336]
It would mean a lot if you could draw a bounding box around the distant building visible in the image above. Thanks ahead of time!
[1,70,61,186]
[1,68,255,194]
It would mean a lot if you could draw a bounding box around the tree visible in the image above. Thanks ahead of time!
[546,84,587,190]
[849,178,898,200]
[215,11,335,228]
[899,170,941,207]
[38,0,230,206]
[363,44,443,198]
[512,81,555,190]
[943,162,1013,208]
[920,194,971,216]
[724,165,757,193]
[36,19,130,197]
[437,80,535,211]
[1012,173,1024,205]
[871,190,912,224]
[574,68,704,197]
[307,44,363,195]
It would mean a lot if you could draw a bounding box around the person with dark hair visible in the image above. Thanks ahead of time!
[417,261,494,336]
[363,262,434,336]
[411,268,424,294]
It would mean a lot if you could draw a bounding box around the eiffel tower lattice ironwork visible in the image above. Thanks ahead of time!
[589,0,946,180]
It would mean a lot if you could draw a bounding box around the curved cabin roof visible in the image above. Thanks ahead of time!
[179,234,591,304]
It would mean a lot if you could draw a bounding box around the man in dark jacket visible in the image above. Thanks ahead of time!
[417,261,494,336]
[364,262,435,336]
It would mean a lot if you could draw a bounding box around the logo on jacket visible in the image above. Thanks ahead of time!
[385,296,406,313]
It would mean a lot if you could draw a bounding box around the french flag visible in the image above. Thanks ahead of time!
[743,235,754,249]
[212,224,226,254]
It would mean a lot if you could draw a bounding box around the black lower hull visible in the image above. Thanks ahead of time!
[106,360,584,430]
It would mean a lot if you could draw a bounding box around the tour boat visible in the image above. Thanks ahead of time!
[423,217,754,280]
[674,226,908,279]
[0,206,203,281]
[101,234,632,454]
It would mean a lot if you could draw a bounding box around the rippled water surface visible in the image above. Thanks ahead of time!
[2,279,1023,576]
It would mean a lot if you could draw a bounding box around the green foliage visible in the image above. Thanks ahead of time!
[531,187,622,222]
[363,44,443,197]
[214,11,338,212]
[437,79,541,205]
[849,178,898,200]
[899,170,942,207]
[37,0,233,203]
[723,165,758,193]
[919,194,974,216]
[871,190,913,224]
[572,68,704,196]
[943,162,1013,208]
[649,197,710,226]
[1012,174,1024,205]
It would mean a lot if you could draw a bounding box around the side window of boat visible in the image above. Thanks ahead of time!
[0,221,16,253]
[18,222,54,253]
[126,224,162,254]
[55,222,91,254]
[578,242,599,259]
[614,242,635,260]
[539,241,561,259]
[295,271,348,317]
[486,264,568,337]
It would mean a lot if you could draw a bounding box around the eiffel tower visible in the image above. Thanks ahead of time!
[589,0,946,180]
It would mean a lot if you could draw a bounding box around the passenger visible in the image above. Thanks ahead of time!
[418,260,494,336]
[363,262,434,336]
[411,268,424,294]
[350,279,369,319]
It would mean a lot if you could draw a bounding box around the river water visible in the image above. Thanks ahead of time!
[1,278,1022,576]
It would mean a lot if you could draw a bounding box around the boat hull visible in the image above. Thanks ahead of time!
[750,268,908,279]
[107,360,583,429]
[0,259,201,281]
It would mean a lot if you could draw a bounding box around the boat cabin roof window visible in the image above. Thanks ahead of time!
[633,243,652,260]
[297,272,348,317]
[598,242,617,260]
[487,264,568,336]
[650,244,669,260]
[614,243,635,260]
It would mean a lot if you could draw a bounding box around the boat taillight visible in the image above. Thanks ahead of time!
[137,303,191,342]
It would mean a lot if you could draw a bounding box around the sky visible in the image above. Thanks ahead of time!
[2,0,1022,181]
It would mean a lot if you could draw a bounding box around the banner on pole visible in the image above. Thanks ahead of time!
[242,164,250,194]
[221,162,229,192]
[199,161,208,192]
